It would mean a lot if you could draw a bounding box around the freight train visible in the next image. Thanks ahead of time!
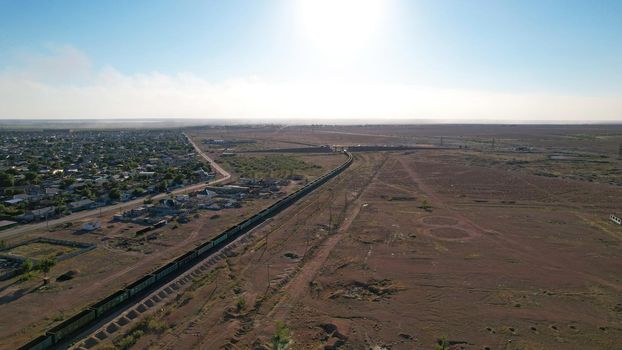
[19,151,353,350]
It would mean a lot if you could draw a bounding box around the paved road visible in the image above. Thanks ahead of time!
[0,134,231,240]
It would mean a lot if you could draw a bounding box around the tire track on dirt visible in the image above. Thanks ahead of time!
[208,154,386,349]
[263,154,388,324]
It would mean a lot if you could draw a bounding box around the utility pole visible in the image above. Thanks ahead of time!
[265,262,270,295]
[328,205,333,235]
[491,138,496,150]
[304,232,309,257]
[440,136,444,146]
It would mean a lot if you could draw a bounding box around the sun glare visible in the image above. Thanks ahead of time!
[297,0,387,56]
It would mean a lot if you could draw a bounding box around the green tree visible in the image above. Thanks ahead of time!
[109,188,121,201]
[36,258,55,273]
[0,172,14,187]
[21,259,33,272]
[80,187,95,200]
[28,163,40,172]
[173,174,184,184]
[61,178,76,189]
[132,187,145,197]
[24,172,39,184]
[35,258,56,283]
[157,180,169,193]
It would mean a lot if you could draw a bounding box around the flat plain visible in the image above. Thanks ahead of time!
[3,124,622,350]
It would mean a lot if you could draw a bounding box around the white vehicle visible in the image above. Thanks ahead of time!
[81,221,101,232]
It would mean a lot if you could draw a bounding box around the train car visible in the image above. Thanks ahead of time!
[238,219,252,230]
[197,241,214,256]
[47,309,97,344]
[175,250,198,267]
[127,274,156,297]
[228,224,242,235]
[153,262,179,281]
[89,289,129,317]
[212,233,228,246]
[226,224,246,242]
[272,198,287,211]
[17,334,54,350]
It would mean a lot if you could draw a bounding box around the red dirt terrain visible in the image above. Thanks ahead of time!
[8,125,622,350]
[100,138,622,349]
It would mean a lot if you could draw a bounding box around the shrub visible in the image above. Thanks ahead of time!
[419,199,433,212]
[272,320,291,350]
[145,318,168,333]
[21,259,34,272]
[236,296,246,312]
[116,330,144,350]
[34,258,56,275]
[19,271,35,282]
[435,336,449,350]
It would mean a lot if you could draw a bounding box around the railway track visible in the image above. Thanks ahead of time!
[19,151,353,350]
[68,229,261,350]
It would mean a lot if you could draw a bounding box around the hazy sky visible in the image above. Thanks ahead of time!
[0,0,621,122]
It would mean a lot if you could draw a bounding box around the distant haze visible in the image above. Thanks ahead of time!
[0,1,621,123]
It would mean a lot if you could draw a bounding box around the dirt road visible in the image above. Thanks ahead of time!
[183,132,231,184]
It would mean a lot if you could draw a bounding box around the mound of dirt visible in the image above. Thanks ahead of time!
[318,323,348,350]
[56,269,80,282]
[329,279,403,301]
[284,252,300,260]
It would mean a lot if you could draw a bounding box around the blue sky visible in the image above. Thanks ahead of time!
[0,0,621,121]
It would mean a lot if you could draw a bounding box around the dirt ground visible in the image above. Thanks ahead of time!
[105,125,622,350]
[0,139,342,349]
[5,125,622,349]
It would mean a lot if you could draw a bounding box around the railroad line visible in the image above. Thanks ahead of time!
[18,151,353,350]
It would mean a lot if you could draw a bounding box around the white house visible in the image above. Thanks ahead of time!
[176,194,190,202]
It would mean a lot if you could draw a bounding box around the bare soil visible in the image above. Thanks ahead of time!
[6,125,622,350]
[114,126,621,350]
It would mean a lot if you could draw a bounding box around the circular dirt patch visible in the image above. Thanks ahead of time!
[422,216,458,226]
[430,227,469,239]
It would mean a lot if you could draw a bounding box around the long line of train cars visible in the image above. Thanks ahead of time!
[19,151,353,350]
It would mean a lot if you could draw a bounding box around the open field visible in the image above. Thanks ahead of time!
[7,242,78,260]
[220,155,322,179]
[93,125,621,350]
[96,143,621,350]
[4,124,622,350]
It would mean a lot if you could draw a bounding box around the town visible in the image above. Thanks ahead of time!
[0,130,213,228]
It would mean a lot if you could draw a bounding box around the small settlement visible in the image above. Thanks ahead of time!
[0,130,214,226]
[112,177,292,227]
